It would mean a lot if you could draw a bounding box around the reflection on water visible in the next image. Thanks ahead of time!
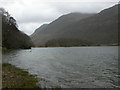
[3,46,119,88]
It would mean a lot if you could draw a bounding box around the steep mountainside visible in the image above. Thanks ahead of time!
[31,4,119,47]
[31,13,94,46]
[1,8,33,49]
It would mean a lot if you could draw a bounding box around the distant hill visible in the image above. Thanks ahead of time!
[1,8,33,49]
[31,13,94,46]
[31,4,119,47]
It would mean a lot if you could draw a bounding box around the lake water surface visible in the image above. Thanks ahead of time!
[3,46,119,88]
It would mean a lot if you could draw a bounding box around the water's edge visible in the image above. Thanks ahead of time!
[2,47,119,88]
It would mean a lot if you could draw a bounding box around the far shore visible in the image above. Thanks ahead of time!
[32,45,119,48]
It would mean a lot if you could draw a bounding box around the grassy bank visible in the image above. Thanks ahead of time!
[2,63,39,88]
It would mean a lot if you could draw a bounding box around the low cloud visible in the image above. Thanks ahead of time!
[0,0,119,35]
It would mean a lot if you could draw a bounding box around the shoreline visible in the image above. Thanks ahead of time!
[2,63,40,88]
[32,45,119,48]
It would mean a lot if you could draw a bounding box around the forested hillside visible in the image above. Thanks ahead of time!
[0,8,33,49]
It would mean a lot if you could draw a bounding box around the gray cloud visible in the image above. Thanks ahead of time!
[0,0,119,35]
[51,2,118,14]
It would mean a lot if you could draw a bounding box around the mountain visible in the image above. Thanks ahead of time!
[31,13,94,46]
[31,4,119,47]
[31,24,48,38]
[1,8,33,49]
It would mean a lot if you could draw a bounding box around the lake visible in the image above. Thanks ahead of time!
[3,46,119,88]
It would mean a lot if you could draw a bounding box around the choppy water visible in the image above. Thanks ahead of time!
[3,46,119,88]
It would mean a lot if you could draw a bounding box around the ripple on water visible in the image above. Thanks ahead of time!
[3,46,119,88]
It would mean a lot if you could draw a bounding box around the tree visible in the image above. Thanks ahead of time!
[0,8,18,27]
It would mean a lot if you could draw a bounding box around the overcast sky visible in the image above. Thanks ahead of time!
[0,0,119,35]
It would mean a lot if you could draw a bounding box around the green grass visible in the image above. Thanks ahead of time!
[2,48,10,53]
[2,63,40,88]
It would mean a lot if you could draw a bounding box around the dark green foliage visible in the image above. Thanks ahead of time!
[45,38,92,47]
[1,8,34,49]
